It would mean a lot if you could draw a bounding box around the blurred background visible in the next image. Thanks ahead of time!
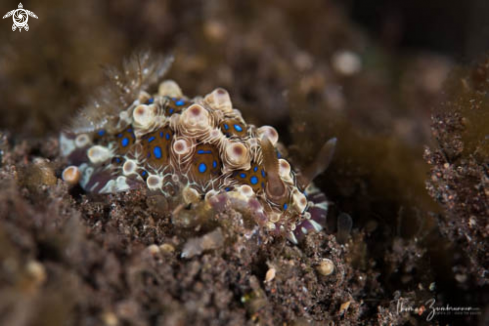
[2,0,488,136]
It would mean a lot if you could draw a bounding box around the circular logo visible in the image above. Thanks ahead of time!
[13,9,28,28]
[3,3,38,32]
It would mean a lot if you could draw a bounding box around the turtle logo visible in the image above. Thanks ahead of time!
[3,3,38,32]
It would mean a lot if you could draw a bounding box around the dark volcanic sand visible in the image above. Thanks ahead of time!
[0,0,488,325]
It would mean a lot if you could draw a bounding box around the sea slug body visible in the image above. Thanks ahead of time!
[60,53,335,244]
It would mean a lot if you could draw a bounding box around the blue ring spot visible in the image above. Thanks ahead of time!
[198,150,212,154]
[121,138,129,147]
[115,158,121,163]
[250,176,258,185]
[225,187,231,192]
[283,203,288,210]
[175,99,185,106]
[147,98,154,104]
[166,133,170,140]
[153,146,162,159]
[240,173,246,178]
[160,131,164,137]
[261,182,265,189]
[141,171,147,176]
[261,169,266,178]
[223,123,229,130]
[117,133,123,138]
[148,136,155,143]
[127,128,133,133]
[198,163,207,173]
[253,166,258,172]
[98,130,106,136]
[234,124,243,132]
[169,109,174,114]
[213,160,217,168]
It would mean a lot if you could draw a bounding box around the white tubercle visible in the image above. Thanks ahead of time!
[173,138,192,156]
[204,88,233,112]
[146,174,163,191]
[182,186,201,204]
[278,159,293,184]
[133,104,157,130]
[159,80,183,97]
[75,134,91,148]
[257,126,279,146]
[236,184,254,199]
[87,145,112,164]
[122,160,138,176]
[180,104,210,131]
[204,189,219,202]
[224,141,250,168]
[269,211,281,223]
[291,188,308,214]
[62,166,81,185]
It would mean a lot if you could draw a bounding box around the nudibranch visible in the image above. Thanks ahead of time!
[60,53,336,244]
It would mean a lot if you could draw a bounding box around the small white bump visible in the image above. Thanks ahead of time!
[75,134,91,148]
[146,175,163,190]
[133,104,157,129]
[159,80,183,97]
[183,186,201,204]
[204,189,219,202]
[236,184,254,199]
[257,126,279,145]
[62,166,80,185]
[225,142,249,167]
[122,160,138,175]
[173,139,191,155]
[292,189,308,213]
[278,159,293,184]
[180,104,210,130]
[87,145,112,164]
[269,211,281,223]
[204,88,233,112]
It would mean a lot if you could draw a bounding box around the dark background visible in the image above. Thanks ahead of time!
[347,0,489,60]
